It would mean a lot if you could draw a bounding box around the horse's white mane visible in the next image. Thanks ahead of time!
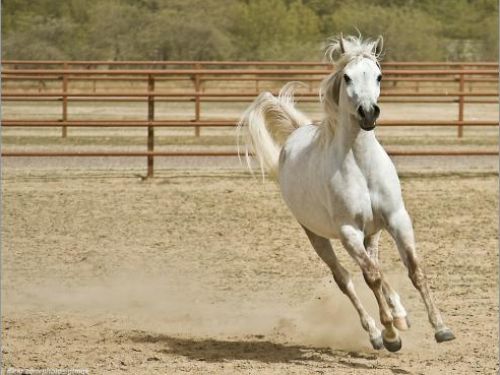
[318,34,383,140]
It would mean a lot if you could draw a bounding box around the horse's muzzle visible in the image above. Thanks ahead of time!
[358,104,380,131]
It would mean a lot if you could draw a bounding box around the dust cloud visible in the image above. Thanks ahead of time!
[6,273,376,351]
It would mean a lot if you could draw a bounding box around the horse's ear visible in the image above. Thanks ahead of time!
[374,35,383,56]
[339,33,346,54]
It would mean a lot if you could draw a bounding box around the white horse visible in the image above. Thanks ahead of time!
[237,35,455,352]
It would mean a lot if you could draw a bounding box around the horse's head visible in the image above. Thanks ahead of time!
[322,34,384,131]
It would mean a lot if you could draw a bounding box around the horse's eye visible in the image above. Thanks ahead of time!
[343,74,351,84]
[377,74,382,82]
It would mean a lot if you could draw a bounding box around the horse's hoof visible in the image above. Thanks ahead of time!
[382,331,402,352]
[370,335,384,350]
[435,328,455,343]
[393,316,410,331]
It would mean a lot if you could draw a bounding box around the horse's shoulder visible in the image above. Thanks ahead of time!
[282,125,318,159]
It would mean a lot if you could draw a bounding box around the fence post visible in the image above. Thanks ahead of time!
[147,74,155,178]
[457,65,465,138]
[194,63,201,137]
[62,62,68,138]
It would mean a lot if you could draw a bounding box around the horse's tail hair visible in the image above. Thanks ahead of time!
[237,82,311,179]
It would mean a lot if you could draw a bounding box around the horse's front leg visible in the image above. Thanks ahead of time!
[340,225,402,352]
[302,226,384,350]
[386,208,455,343]
[364,232,410,331]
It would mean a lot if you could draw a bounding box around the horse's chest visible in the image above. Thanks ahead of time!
[329,172,382,230]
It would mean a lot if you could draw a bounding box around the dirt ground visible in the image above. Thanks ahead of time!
[2,166,498,374]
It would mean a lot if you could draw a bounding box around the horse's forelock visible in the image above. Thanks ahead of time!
[324,34,382,70]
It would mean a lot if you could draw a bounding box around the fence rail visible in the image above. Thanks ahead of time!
[2,60,498,176]
[3,60,499,67]
[3,150,497,157]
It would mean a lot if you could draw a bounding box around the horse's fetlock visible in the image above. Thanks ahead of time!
[360,317,370,331]
[380,311,394,326]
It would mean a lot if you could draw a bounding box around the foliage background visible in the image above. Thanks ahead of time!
[2,0,498,61]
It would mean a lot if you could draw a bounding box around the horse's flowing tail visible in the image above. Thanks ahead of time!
[237,83,311,178]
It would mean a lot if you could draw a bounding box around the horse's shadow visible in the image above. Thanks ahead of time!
[128,331,379,369]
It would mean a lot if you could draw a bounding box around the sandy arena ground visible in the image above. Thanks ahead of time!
[2,86,499,374]
[2,165,498,374]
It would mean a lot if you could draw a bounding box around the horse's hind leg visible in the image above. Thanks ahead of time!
[302,226,383,350]
[386,208,455,343]
[364,232,409,331]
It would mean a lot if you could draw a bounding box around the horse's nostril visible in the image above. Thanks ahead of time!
[357,106,365,118]
[373,104,380,118]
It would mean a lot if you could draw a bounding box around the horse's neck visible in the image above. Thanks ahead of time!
[332,111,378,157]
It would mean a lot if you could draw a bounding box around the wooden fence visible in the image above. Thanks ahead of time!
[2,60,498,176]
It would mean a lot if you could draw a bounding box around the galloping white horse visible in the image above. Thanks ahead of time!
[238,35,455,352]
